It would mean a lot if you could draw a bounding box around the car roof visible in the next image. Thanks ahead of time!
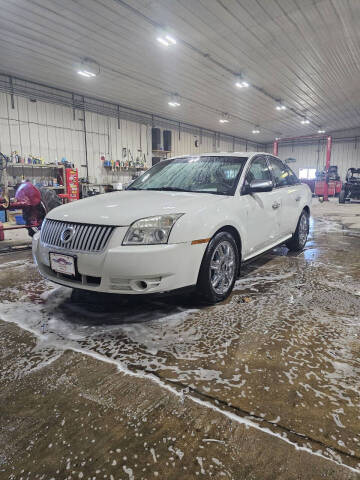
[167,152,269,160]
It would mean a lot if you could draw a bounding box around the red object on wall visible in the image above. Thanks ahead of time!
[65,168,79,201]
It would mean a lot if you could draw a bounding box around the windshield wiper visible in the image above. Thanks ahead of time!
[141,187,191,192]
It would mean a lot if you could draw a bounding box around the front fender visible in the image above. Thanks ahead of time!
[169,198,245,251]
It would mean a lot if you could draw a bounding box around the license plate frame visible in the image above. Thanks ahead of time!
[49,252,76,276]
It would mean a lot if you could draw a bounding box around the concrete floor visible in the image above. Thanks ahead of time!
[0,223,31,252]
[0,199,360,479]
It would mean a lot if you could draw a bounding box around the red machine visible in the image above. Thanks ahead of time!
[335,180,342,195]
[314,165,341,198]
[315,180,336,197]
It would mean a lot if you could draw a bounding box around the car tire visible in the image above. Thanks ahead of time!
[196,231,239,304]
[339,189,346,204]
[286,210,309,252]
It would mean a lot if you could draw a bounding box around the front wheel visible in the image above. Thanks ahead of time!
[286,210,309,252]
[196,231,239,304]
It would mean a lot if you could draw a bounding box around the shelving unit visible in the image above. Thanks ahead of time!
[5,164,66,196]
[2,164,79,202]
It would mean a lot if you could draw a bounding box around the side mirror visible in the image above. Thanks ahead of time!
[249,179,273,193]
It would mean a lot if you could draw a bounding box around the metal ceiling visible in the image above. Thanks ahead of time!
[0,0,359,143]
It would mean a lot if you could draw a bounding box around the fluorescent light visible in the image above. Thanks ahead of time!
[318,129,326,133]
[301,118,310,124]
[252,128,260,134]
[236,81,249,88]
[157,31,177,47]
[235,75,250,88]
[157,37,170,46]
[219,113,230,123]
[77,58,100,78]
[168,94,181,107]
[77,70,96,78]
[276,104,286,111]
[165,34,176,45]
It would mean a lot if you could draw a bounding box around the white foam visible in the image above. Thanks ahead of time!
[1,295,359,473]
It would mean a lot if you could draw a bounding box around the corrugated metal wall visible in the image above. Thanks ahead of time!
[270,139,360,179]
[0,91,252,186]
[171,130,249,156]
[0,92,152,185]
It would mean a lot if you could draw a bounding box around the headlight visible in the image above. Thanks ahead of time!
[123,214,184,245]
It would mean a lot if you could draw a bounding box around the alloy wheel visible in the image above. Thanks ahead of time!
[209,240,236,295]
[298,213,309,246]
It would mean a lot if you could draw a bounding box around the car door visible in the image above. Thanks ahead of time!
[267,156,302,237]
[240,155,280,258]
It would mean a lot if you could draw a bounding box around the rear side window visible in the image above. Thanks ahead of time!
[268,157,299,187]
[245,156,272,183]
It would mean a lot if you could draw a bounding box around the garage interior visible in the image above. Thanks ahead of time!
[0,0,360,479]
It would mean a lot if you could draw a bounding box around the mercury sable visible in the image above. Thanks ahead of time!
[33,153,311,303]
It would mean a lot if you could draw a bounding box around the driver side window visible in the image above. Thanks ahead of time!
[245,156,272,184]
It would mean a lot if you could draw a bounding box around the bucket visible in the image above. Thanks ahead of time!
[15,215,26,225]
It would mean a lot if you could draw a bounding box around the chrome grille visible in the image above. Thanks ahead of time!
[40,219,114,253]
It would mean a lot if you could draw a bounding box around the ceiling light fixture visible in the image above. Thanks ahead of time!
[219,113,230,124]
[318,128,326,134]
[252,126,260,134]
[235,74,250,89]
[77,58,100,78]
[77,70,96,78]
[157,30,177,47]
[301,118,310,125]
[168,94,181,107]
[276,102,287,111]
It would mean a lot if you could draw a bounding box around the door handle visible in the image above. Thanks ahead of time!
[272,201,280,209]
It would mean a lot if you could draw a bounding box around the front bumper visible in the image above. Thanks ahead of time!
[32,227,207,294]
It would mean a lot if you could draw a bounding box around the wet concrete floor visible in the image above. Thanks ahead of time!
[0,211,360,479]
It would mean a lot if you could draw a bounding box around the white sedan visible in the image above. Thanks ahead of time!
[33,153,311,303]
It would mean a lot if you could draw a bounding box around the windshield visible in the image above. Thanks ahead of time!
[128,156,248,195]
[349,170,360,179]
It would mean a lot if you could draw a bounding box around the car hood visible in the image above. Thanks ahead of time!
[46,190,227,226]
